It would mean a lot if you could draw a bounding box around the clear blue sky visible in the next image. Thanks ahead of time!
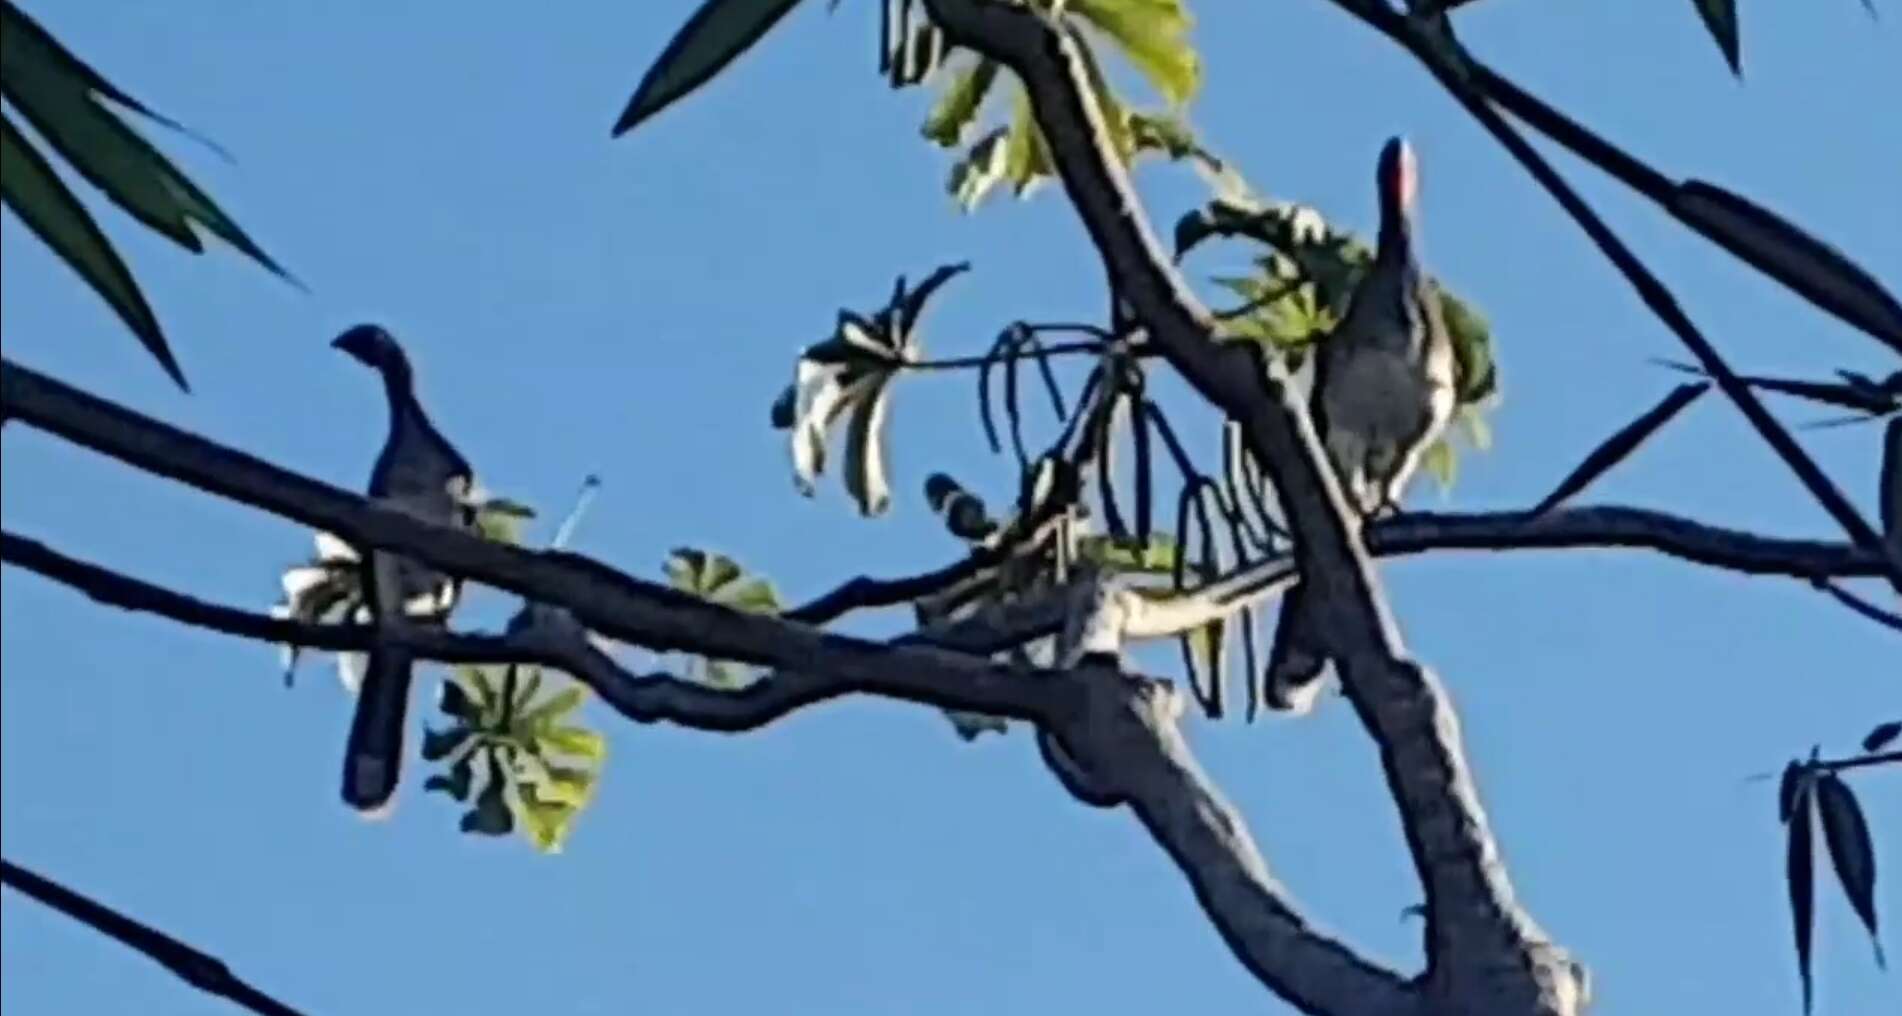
[3,2,1897,1013]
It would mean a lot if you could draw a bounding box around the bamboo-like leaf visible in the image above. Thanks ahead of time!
[1531,382,1710,515]
[922,57,997,147]
[612,0,806,135]
[1864,721,1902,753]
[1674,181,1902,357]
[1689,0,1741,76]
[1787,783,1817,1013]
[1778,761,1806,824]
[1815,773,1886,968]
[0,3,286,276]
[949,126,1008,210]
[0,114,180,387]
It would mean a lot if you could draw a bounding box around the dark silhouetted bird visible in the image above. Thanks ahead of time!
[332,324,476,813]
[1265,137,1456,713]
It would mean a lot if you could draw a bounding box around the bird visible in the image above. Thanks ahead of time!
[1264,136,1457,713]
[331,324,477,814]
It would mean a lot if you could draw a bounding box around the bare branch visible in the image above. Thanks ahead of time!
[1,858,308,1016]
[921,3,1579,1008]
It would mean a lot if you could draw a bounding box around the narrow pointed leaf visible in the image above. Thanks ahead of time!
[1787,786,1817,1013]
[0,2,286,277]
[1532,383,1710,515]
[1864,721,1902,753]
[1689,0,1741,75]
[0,115,182,388]
[1815,773,1886,967]
[1675,181,1902,356]
[1778,761,1806,824]
[612,0,806,136]
[843,381,895,516]
[922,57,998,147]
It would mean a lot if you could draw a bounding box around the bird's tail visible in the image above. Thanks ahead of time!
[342,645,415,816]
[1264,585,1330,714]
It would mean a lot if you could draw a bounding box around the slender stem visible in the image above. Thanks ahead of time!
[1819,750,1902,774]
[906,338,1108,371]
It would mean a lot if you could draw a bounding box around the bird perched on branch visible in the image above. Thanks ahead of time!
[1265,136,1456,713]
[332,324,477,814]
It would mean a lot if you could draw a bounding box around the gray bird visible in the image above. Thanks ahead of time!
[332,324,476,813]
[1265,137,1457,713]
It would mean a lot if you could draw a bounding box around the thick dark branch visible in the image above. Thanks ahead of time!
[0,530,541,664]
[1325,0,1902,598]
[0,359,1066,725]
[1,858,308,1016]
[2,358,1417,1015]
[923,2,1565,1010]
[1371,508,1878,579]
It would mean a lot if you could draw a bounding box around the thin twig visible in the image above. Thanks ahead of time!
[1,859,309,1016]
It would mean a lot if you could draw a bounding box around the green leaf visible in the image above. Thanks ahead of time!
[424,754,475,802]
[1000,89,1054,197]
[1673,180,1902,358]
[519,685,588,729]
[1814,773,1886,969]
[922,57,998,148]
[1787,781,1817,1012]
[0,3,286,278]
[1069,0,1200,105]
[420,724,472,763]
[719,576,782,615]
[461,757,516,837]
[541,725,607,763]
[612,0,807,135]
[842,378,896,515]
[1422,438,1457,493]
[949,127,1009,210]
[1689,0,1741,76]
[0,114,179,387]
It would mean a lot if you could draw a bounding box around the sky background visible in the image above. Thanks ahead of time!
[2,1,1898,1014]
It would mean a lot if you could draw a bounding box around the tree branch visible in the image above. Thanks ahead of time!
[1,858,308,1016]
[1,358,1416,1006]
[1323,0,1902,600]
[921,2,1577,1010]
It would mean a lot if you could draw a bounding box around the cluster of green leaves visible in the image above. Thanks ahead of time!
[917,0,1204,210]
[423,664,607,853]
[0,1,285,389]
[662,548,782,688]
[1175,195,1500,491]
[1776,720,1896,1013]
[771,262,969,516]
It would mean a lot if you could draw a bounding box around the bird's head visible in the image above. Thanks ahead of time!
[1376,136,1419,225]
[331,324,411,378]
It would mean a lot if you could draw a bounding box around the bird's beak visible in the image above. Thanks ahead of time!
[330,325,378,365]
[1380,136,1418,218]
